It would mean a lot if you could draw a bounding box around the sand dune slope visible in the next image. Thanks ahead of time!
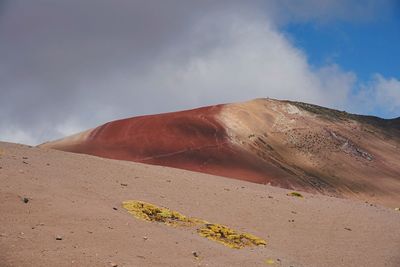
[1,142,399,267]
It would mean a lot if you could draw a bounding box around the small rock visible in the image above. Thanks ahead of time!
[22,197,29,203]
[192,251,199,258]
[344,227,352,231]
[143,236,148,240]
[109,262,118,267]
[22,161,29,164]
[56,235,63,240]
[394,207,399,211]
[166,179,171,183]
[120,183,128,187]
[113,207,118,210]
[22,157,28,159]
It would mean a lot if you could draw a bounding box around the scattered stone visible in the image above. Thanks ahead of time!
[109,262,118,267]
[22,161,29,164]
[344,227,352,231]
[143,236,148,240]
[291,211,297,214]
[192,251,199,258]
[137,255,146,259]
[22,197,29,203]
[268,196,273,199]
[113,207,118,210]
[56,235,63,240]
[120,183,128,187]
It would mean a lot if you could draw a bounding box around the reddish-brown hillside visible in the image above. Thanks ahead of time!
[40,99,400,207]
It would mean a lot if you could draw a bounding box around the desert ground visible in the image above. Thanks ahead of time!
[1,141,399,267]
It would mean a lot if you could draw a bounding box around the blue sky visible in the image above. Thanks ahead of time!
[283,6,400,118]
[285,18,400,81]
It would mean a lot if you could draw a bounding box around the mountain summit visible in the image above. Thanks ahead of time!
[40,99,400,207]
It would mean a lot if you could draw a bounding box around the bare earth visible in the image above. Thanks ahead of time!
[1,142,399,267]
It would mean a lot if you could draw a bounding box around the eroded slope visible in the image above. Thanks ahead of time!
[40,99,400,207]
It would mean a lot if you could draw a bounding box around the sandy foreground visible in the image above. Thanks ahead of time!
[0,142,399,267]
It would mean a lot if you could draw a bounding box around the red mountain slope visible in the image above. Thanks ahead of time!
[40,99,400,207]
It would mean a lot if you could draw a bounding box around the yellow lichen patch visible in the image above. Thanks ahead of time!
[122,200,205,227]
[197,223,266,249]
[123,200,267,249]
[265,259,275,265]
[287,192,304,198]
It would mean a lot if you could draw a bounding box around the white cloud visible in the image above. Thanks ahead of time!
[355,74,400,116]
[0,128,37,145]
[373,75,400,112]
[0,1,396,145]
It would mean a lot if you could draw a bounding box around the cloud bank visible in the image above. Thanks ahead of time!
[0,0,398,145]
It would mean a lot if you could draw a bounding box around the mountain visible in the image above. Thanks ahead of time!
[40,98,400,207]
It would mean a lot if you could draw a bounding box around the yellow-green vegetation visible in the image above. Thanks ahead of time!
[198,223,266,249]
[122,200,204,227]
[287,192,304,198]
[265,259,275,265]
[122,200,267,249]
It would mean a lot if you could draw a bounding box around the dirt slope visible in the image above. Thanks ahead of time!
[1,142,399,267]
[40,99,400,207]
